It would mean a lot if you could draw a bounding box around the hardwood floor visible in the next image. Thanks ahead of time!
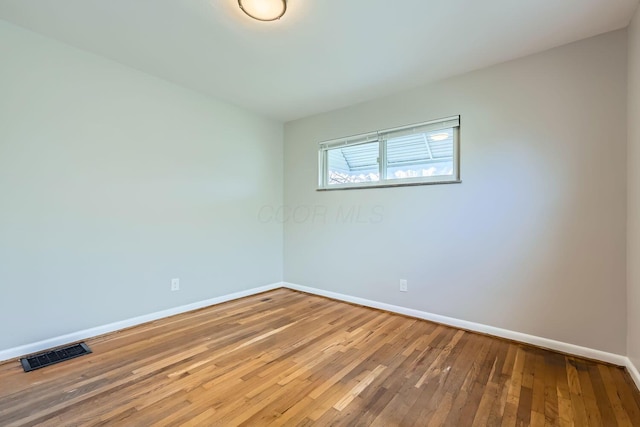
[0,289,639,426]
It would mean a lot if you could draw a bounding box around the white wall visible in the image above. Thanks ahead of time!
[0,20,283,352]
[284,30,628,354]
[628,6,640,372]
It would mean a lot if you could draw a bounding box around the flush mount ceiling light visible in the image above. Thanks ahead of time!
[238,0,287,21]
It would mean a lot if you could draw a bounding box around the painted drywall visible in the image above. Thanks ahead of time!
[628,6,640,374]
[284,30,628,354]
[0,20,283,352]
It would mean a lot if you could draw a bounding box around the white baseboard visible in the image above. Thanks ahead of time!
[626,358,640,390]
[0,282,282,363]
[4,280,637,390]
[282,282,629,367]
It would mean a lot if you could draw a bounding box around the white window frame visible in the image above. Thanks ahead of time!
[317,116,461,190]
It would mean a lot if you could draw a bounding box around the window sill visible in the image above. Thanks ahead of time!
[316,179,462,191]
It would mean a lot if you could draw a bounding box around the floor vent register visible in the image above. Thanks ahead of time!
[20,342,92,372]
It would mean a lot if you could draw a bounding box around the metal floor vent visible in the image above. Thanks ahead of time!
[21,342,92,372]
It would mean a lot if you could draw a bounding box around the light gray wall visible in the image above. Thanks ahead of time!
[0,20,283,352]
[628,6,640,371]
[284,30,628,354]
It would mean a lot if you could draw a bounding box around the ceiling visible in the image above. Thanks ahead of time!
[0,0,638,122]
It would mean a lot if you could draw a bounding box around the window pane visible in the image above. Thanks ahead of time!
[385,128,454,180]
[327,142,379,185]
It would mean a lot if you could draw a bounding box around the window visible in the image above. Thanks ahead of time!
[318,116,460,190]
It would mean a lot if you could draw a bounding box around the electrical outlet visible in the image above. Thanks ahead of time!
[399,279,408,292]
[171,278,180,291]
